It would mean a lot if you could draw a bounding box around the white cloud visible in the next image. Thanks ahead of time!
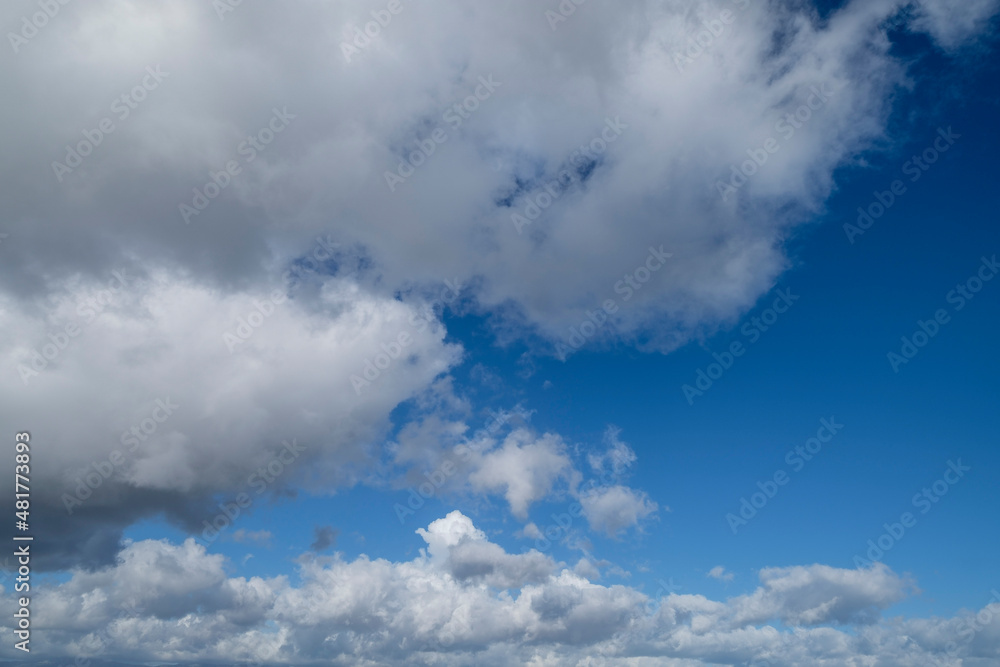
[521,522,544,540]
[6,513,998,666]
[467,430,575,518]
[0,0,996,661]
[708,566,735,583]
[726,563,913,628]
[910,0,1000,49]
[578,485,659,537]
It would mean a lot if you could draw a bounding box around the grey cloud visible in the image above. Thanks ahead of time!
[310,526,338,552]
[0,0,986,352]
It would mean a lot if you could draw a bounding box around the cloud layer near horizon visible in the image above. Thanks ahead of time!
[3,511,998,666]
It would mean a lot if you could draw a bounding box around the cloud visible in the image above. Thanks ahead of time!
[521,523,544,540]
[0,270,461,569]
[0,0,993,571]
[909,0,1000,49]
[0,0,990,359]
[467,430,575,518]
[708,566,735,583]
[0,0,996,660]
[430,512,557,590]
[6,513,997,666]
[233,529,273,546]
[578,485,659,537]
[587,425,637,476]
[727,563,912,628]
[309,526,339,553]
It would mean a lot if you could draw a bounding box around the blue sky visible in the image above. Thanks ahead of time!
[4,0,1000,664]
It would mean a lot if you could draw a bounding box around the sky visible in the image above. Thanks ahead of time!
[1,0,999,665]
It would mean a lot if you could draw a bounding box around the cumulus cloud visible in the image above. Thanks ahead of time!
[726,563,912,628]
[0,0,996,661]
[578,485,659,537]
[0,269,461,569]
[419,511,557,589]
[0,0,992,568]
[467,430,575,518]
[3,513,996,666]
[0,0,989,356]
[708,566,735,583]
[386,416,658,538]
[521,523,544,540]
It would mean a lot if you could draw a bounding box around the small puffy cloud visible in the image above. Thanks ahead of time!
[521,522,544,540]
[416,510,488,561]
[232,529,273,546]
[707,566,735,582]
[579,485,659,537]
[309,526,339,553]
[467,430,574,518]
